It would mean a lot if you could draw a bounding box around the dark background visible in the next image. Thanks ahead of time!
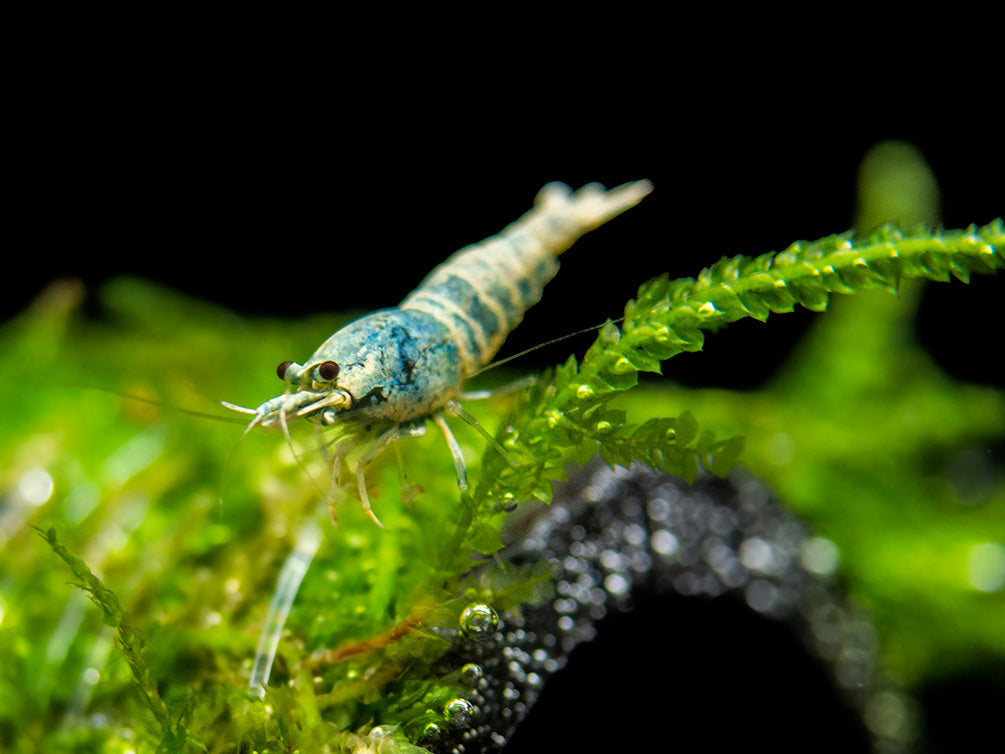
[10,61,1002,392]
[8,45,1002,753]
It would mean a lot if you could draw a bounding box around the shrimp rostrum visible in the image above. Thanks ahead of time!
[224,180,652,526]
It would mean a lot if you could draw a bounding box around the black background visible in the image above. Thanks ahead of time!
[9,59,1002,392]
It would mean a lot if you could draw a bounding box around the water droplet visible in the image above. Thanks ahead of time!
[576,384,594,399]
[444,697,474,727]
[594,420,613,435]
[421,722,441,739]
[460,662,484,688]
[460,603,499,641]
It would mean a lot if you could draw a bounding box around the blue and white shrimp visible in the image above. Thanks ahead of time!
[223,180,653,526]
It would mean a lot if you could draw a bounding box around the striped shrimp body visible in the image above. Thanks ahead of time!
[224,180,652,525]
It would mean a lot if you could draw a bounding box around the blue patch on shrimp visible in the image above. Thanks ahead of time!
[429,275,501,340]
[455,257,523,324]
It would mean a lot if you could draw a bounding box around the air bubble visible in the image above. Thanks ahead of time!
[460,662,484,688]
[651,529,679,557]
[460,603,499,641]
[802,537,841,576]
[745,579,779,614]
[604,573,630,597]
[444,697,475,727]
[739,537,774,572]
[864,690,914,741]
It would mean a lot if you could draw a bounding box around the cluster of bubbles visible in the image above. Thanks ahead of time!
[417,460,916,753]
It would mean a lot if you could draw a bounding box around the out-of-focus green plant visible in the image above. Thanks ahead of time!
[1,143,1001,751]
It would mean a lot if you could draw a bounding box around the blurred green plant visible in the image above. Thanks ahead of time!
[1,144,1001,751]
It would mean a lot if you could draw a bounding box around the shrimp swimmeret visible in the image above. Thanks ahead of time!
[223,180,653,526]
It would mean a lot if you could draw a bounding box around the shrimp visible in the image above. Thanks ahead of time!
[223,180,653,526]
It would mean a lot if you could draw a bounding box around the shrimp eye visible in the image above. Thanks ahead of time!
[276,361,294,380]
[317,361,340,381]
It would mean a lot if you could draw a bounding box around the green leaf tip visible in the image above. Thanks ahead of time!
[620,219,1002,371]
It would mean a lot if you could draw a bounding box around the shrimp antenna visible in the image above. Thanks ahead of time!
[276,409,329,503]
[218,400,329,505]
[469,316,626,377]
[78,384,252,425]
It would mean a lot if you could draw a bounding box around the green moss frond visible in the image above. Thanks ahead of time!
[33,526,198,753]
[469,220,1003,540]
[620,220,1003,362]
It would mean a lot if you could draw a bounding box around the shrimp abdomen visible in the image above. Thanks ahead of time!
[401,180,652,375]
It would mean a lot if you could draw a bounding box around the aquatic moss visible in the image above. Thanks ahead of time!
[1,194,1001,750]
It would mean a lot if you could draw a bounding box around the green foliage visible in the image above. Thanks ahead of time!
[0,210,1001,751]
[33,526,195,752]
[468,220,1003,549]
